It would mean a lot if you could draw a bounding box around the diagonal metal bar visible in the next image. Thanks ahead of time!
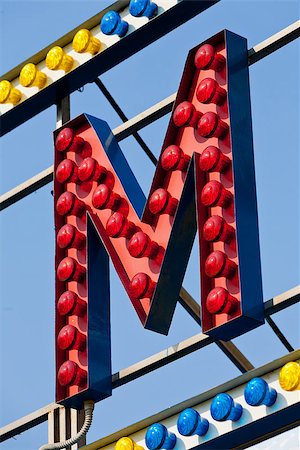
[178,288,253,372]
[266,316,295,352]
[94,78,158,165]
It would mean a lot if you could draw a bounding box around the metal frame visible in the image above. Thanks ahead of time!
[81,350,300,450]
[1,286,299,444]
[1,20,299,211]
[0,14,299,450]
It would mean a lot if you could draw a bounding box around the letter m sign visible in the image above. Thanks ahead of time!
[53,30,264,408]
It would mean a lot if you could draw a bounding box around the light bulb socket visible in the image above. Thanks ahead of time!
[194,44,225,72]
[197,112,228,139]
[129,273,155,299]
[0,80,22,105]
[203,215,235,244]
[205,250,237,279]
[201,180,232,209]
[196,78,226,105]
[173,101,202,128]
[57,257,86,282]
[57,290,86,317]
[206,287,239,314]
[199,146,230,173]
[149,188,178,216]
[161,145,190,172]
[78,157,107,182]
[92,184,121,210]
[56,159,79,184]
[57,360,87,387]
[128,231,159,259]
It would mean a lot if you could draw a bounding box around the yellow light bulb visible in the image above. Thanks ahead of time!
[46,46,74,72]
[19,63,47,89]
[72,29,101,55]
[0,80,22,105]
[279,361,300,391]
[115,437,144,450]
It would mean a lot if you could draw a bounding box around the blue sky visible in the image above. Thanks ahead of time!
[0,1,299,449]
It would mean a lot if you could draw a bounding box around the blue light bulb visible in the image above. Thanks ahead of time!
[210,393,243,422]
[129,0,158,19]
[177,408,209,437]
[100,11,129,37]
[145,423,176,450]
[244,377,277,407]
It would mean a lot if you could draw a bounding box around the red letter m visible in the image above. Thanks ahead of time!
[54,31,264,408]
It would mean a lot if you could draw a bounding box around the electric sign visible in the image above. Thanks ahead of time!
[54,30,264,409]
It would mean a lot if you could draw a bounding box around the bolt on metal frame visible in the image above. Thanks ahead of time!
[0,16,299,450]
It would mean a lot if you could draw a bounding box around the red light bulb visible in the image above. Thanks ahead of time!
[78,157,107,182]
[201,180,232,208]
[205,250,237,278]
[161,145,190,172]
[203,215,235,243]
[194,44,225,71]
[206,287,239,314]
[57,360,87,387]
[128,231,159,259]
[149,188,178,216]
[56,159,78,184]
[92,184,120,210]
[173,101,202,128]
[57,257,85,282]
[55,127,84,154]
[129,273,155,299]
[197,112,228,139]
[56,192,85,217]
[196,78,226,105]
[199,146,230,173]
[57,290,86,317]
[106,212,136,238]
[57,325,86,351]
[57,224,85,250]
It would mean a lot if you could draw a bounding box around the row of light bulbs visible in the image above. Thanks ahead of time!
[114,362,300,450]
[0,0,158,105]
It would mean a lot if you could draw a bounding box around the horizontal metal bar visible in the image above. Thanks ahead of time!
[0,166,54,211]
[112,333,214,388]
[264,285,300,315]
[1,286,299,443]
[248,20,300,65]
[0,402,62,443]
[1,20,299,210]
[111,92,176,141]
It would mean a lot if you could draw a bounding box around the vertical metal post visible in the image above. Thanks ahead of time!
[59,408,67,442]
[48,409,60,444]
[70,408,86,449]
[56,96,71,129]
